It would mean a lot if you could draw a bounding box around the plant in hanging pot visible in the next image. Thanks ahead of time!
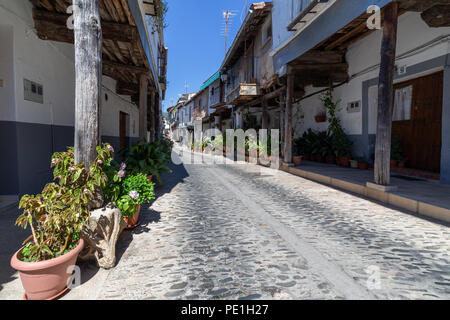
[314,111,327,123]
[11,144,113,300]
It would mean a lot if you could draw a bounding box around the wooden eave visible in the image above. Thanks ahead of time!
[30,0,155,102]
[286,0,450,88]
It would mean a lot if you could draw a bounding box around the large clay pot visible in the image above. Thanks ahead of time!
[358,162,369,170]
[339,157,350,167]
[390,160,398,168]
[124,205,141,229]
[293,156,303,166]
[10,239,84,300]
[325,155,335,164]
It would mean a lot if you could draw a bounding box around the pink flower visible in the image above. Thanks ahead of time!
[117,170,125,178]
[129,190,139,200]
[120,163,126,171]
[107,145,114,152]
[68,167,75,172]
[97,159,103,165]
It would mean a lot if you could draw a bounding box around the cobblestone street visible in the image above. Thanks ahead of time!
[2,150,450,300]
[79,149,450,300]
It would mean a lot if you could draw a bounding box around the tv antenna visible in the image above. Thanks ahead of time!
[221,9,237,57]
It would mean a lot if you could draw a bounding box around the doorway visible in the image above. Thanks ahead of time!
[119,111,129,151]
[392,71,443,173]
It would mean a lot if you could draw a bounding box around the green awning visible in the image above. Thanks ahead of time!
[199,71,220,91]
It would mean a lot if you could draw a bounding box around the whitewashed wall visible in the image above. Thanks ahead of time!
[0,23,15,121]
[0,0,139,138]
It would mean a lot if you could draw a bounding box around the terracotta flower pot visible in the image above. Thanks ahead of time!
[325,155,335,164]
[398,162,405,168]
[339,157,350,167]
[390,160,398,168]
[10,239,84,300]
[293,156,303,166]
[315,115,327,123]
[124,205,141,229]
[358,162,368,170]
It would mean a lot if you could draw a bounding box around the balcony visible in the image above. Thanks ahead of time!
[226,83,261,105]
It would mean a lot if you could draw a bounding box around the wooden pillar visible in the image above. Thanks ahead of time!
[73,0,102,166]
[155,95,161,140]
[262,98,269,130]
[139,74,148,141]
[374,2,399,186]
[284,67,294,163]
[149,90,156,142]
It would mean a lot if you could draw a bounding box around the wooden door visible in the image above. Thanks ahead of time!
[119,111,128,151]
[392,71,443,173]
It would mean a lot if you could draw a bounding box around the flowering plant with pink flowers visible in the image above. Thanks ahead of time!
[115,173,155,218]
[16,144,114,262]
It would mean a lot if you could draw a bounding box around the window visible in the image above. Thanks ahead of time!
[393,85,412,121]
[211,87,215,96]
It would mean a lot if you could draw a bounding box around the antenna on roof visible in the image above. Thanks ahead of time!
[221,9,237,58]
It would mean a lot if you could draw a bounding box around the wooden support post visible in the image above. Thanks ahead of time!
[374,2,399,186]
[262,98,269,130]
[74,0,102,166]
[149,90,156,142]
[139,74,148,141]
[155,95,161,140]
[284,67,294,164]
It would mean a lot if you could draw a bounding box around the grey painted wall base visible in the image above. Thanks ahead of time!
[0,121,137,197]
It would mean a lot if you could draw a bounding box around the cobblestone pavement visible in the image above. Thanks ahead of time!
[1,149,449,300]
[94,149,450,300]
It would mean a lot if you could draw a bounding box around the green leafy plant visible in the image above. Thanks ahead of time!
[120,140,171,185]
[16,144,114,262]
[321,88,353,158]
[391,135,403,161]
[116,173,155,218]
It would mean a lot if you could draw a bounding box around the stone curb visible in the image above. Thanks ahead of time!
[285,166,450,224]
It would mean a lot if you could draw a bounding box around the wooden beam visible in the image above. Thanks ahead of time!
[139,73,148,140]
[284,67,294,164]
[116,80,139,95]
[325,23,368,51]
[103,59,149,74]
[291,63,349,72]
[293,50,345,65]
[374,2,399,186]
[149,90,156,142]
[261,98,269,130]
[74,0,102,167]
[32,8,137,43]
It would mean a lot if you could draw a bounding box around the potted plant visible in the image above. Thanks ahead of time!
[121,140,171,186]
[315,111,327,123]
[357,158,369,170]
[11,144,113,300]
[398,156,408,168]
[391,135,403,168]
[116,173,155,229]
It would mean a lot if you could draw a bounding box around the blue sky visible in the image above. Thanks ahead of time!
[162,0,259,111]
